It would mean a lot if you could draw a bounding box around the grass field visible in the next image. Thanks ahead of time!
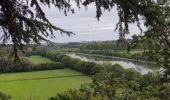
[26,56,56,64]
[0,56,91,100]
[0,69,91,100]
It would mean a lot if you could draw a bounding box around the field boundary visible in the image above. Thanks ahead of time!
[0,75,85,82]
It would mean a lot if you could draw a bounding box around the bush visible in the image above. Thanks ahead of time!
[0,57,31,72]
[30,62,65,71]
[61,56,72,68]
[11,58,31,72]
[0,92,11,100]
[49,89,91,100]
[0,56,65,73]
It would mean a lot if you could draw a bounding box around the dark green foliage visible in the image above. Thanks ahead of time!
[50,66,164,100]
[0,56,65,73]
[0,57,31,72]
[159,83,170,100]
[49,89,92,100]
[111,64,124,77]
[0,0,74,62]
[80,41,131,50]
[79,49,150,61]
[124,68,141,81]
[0,47,10,56]
[62,58,99,75]
[0,92,11,100]
[139,72,161,90]
[29,62,65,71]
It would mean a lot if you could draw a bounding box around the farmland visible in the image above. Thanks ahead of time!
[0,56,91,100]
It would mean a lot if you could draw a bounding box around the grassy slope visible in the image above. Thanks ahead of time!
[0,56,91,100]
[26,56,56,64]
[0,69,91,100]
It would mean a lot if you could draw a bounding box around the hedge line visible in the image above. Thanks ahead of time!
[0,56,65,73]
[26,49,103,75]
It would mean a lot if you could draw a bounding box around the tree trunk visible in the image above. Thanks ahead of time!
[12,37,19,63]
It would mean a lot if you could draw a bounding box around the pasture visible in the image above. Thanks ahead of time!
[0,56,90,100]
[26,56,56,64]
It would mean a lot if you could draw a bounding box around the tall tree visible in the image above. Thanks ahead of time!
[0,0,74,62]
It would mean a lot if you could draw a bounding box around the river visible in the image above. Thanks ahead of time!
[67,53,159,75]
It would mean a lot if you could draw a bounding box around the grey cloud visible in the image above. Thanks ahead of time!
[0,2,145,43]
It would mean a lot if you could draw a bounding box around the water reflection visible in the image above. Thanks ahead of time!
[67,53,159,75]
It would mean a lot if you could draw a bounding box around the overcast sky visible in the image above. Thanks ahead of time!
[0,2,145,43]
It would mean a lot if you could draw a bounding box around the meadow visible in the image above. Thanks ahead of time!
[26,56,57,64]
[0,56,91,100]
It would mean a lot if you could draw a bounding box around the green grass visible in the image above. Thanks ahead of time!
[0,69,91,100]
[0,56,90,99]
[26,56,56,64]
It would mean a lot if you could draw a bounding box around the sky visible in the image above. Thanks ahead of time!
[0,2,145,43]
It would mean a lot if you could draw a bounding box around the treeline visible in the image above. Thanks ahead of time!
[80,40,148,50]
[78,49,153,61]
[0,46,65,73]
[75,40,158,62]
[0,56,64,73]
[80,41,129,50]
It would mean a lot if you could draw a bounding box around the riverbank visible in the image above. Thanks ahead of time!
[67,53,159,75]
[76,49,155,63]
[75,52,156,65]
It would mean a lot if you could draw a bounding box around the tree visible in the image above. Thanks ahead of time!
[0,0,74,62]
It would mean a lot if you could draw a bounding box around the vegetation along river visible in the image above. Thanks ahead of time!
[67,53,159,75]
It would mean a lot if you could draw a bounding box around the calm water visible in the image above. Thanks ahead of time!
[67,53,159,75]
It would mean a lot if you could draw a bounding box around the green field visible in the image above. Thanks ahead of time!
[0,56,91,100]
[26,56,56,64]
[0,69,91,100]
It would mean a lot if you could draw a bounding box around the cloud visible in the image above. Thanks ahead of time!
[0,2,146,43]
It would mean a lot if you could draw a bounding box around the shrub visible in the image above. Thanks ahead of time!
[0,56,65,73]
[31,62,65,71]
[90,64,103,75]
[49,89,91,100]
[61,56,72,68]
[0,57,31,72]
[124,68,141,81]
[0,92,11,100]
[11,58,31,72]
